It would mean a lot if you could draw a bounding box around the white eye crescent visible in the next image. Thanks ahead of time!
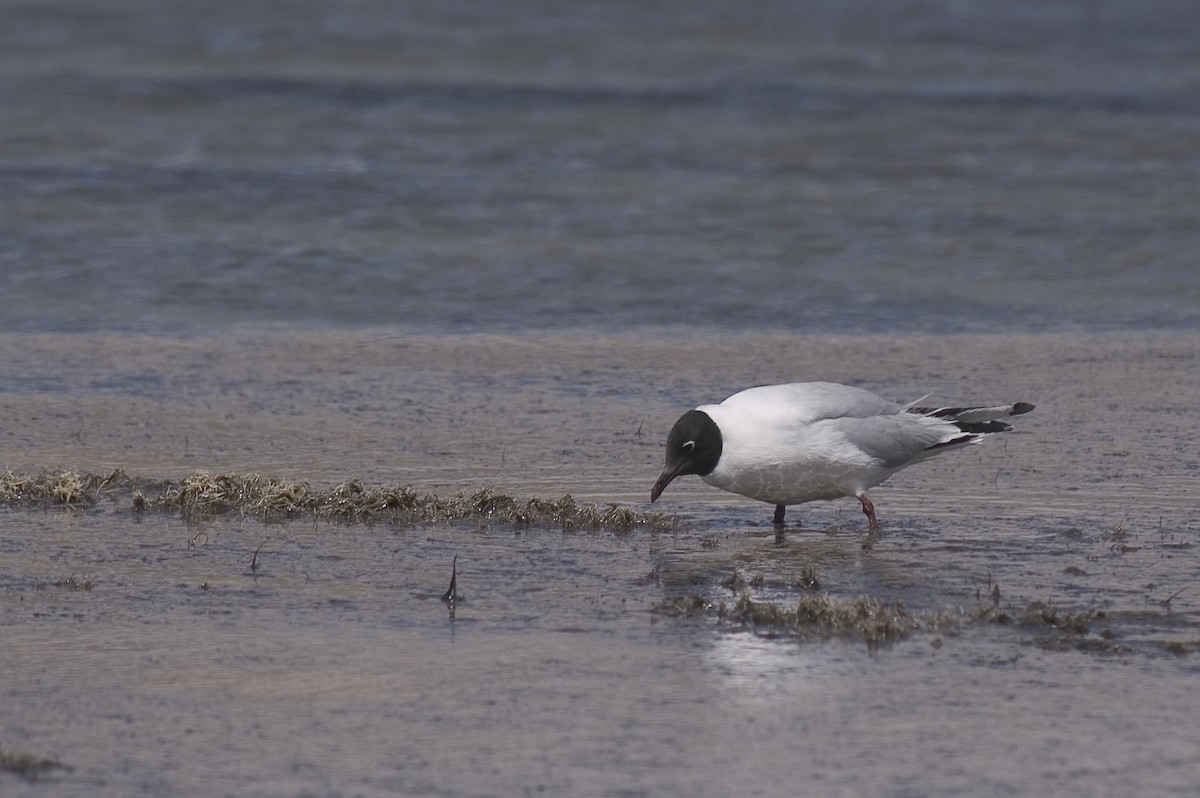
[682,440,696,453]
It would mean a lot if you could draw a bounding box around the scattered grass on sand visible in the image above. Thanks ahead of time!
[0,469,678,533]
[0,745,66,782]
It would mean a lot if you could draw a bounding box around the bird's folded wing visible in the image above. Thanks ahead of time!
[826,414,968,468]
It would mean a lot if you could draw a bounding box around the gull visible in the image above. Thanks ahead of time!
[650,381,1034,529]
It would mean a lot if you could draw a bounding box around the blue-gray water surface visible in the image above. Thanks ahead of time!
[3,0,1199,335]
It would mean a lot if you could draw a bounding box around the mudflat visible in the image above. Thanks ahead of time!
[2,330,1198,797]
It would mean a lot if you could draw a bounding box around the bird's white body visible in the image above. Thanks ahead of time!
[697,382,974,506]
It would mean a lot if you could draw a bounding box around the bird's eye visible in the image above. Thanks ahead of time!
[681,440,695,453]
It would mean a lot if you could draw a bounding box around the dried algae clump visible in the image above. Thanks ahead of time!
[54,575,95,592]
[1016,601,1099,634]
[0,468,129,508]
[136,473,677,531]
[1163,640,1200,656]
[0,468,678,532]
[970,601,1100,635]
[652,594,713,618]
[145,472,320,521]
[722,594,921,648]
[0,744,66,782]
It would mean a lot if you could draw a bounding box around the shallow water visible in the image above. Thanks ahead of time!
[4,512,1198,798]
[3,1,1200,335]
[3,330,1200,797]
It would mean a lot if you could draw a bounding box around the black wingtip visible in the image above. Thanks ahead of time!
[955,420,1013,434]
[1011,402,1035,416]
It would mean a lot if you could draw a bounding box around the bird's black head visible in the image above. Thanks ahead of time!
[650,409,722,502]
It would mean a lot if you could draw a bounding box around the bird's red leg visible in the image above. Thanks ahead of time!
[858,495,879,531]
[773,504,786,526]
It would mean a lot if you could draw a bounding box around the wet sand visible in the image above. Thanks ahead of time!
[2,329,1199,797]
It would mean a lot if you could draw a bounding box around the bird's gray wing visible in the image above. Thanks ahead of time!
[826,414,964,468]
